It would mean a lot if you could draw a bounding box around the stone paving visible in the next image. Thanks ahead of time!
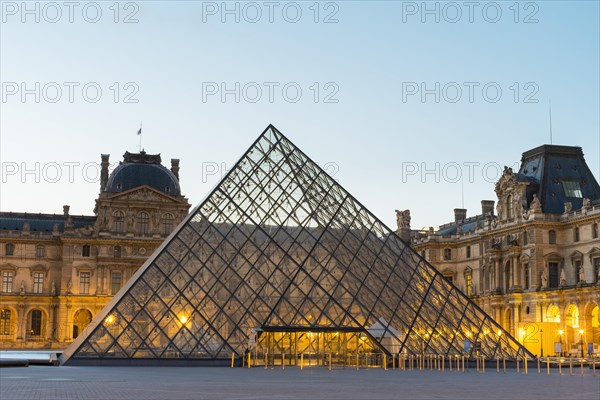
[1,365,599,400]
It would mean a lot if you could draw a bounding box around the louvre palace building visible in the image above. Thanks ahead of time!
[0,151,191,348]
[1,129,598,365]
[407,145,600,358]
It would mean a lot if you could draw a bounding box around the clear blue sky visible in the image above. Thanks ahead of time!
[1,1,599,229]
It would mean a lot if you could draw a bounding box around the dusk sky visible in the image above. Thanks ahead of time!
[1,1,599,230]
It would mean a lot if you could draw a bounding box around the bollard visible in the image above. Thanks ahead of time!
[558,358,561,375]
[282,352,285,370]
[356,353,359,371]
[410,355,414,371]
[497,358,500,373]
[449,355,452,372]
[593,359,596,376]
[328,353,332,371]
[392,354,395,370]
[524,355,528,375]
[569,357,573,375]
[248,352,251,368]
[462,356,465,372]
[580,360,584,376]
[383,354,387,371]
[231,352,235,368]
[442,355,445,372]
[516,357,520,373]
[300,353,304,370]
[476,355,479,372]
[482,356,485,373]
[537,358,541,374]
[548,357,551,376]
[265,353,268,370]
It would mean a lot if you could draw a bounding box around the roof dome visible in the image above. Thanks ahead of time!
[105,151,181,196]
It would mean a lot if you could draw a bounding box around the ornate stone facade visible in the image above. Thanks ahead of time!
[409,145,600,357]
[0,152,190,349]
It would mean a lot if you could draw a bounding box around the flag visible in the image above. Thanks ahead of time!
[137,128,142,135]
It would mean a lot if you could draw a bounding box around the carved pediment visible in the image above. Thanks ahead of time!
[106,186,179,204]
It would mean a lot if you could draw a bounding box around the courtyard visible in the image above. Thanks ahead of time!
[1,365,599,400]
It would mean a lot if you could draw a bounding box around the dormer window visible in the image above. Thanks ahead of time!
[506,194,514,220]
[562,180,582,198]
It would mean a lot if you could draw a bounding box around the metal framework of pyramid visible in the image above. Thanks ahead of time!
[62,125,533,365]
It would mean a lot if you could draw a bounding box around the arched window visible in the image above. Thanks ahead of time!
[574,227,580,242]
[113,211,125,233]
[0,309,12,335]
[5,243,14,256]
[506,195,514,220]
[137,212,149,235]
[73,309,92,339]
[82,244,90,257]
[548,230,556,244]
[162,213,174,235]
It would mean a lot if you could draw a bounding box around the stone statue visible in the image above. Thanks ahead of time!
[67,278,72,293]
[579,267,586,283]
[51,280,56,296]
[19,280,25,295]
[395,209,411,229]
[540,270,548,289]
[559,268,567,286]
[582,198,591,208]
[530,194,542,213]
[564,202,572,214]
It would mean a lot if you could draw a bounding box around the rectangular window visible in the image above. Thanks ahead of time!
[2,271,14,293]
[524,263,529,289]
[111,271,122,295]
[0,309,11,335]
[80,272,91,294]
[33,272,44,294]
[82,245,90,257]
[35,245,45,257]
[548,262,559,288]
[466,246,471,258]
[465,274,472,296]
[562,180,583,198]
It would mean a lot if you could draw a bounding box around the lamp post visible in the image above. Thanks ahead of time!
[540,329,543,357]
[579,329,584,358]
[558,329,564,357]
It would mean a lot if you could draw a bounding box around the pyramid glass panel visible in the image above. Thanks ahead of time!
[62,125,533,366]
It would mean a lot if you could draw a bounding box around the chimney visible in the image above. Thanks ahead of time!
[100,154,110,192]
[63,205,70,217]
[454,208,467,226]
[171,158,180,180]
[481,200,495,216]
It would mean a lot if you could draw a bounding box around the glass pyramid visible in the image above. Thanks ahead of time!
[62,125,533,365]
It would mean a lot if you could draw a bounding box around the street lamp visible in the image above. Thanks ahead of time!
[579,329,585,358]
[540,329,543,357]
[558,329,564,357]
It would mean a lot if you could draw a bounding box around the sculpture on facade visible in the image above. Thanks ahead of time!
[579,267,586,283]
[530,194,542,213]
[395,209,411,229]
[559,268,567,286]
[540,270,548,289]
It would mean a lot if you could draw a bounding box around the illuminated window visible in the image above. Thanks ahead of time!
[33,272,44,294]
[562,180,583,198]
[1,271,13,293]
[82,245,90,257]
[30,309,42,336]
[162,213,174,235]
[111,271,122,295]
[548,230,556,244]
[113,211,125,233]
[465,273,472,296]
[5,243,14,256]
[80,271,91,294]
[138,212,149,234]
[0,309,11,335]
[35,245,45,257]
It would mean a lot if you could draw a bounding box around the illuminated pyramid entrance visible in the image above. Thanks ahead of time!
[62,125,533,366]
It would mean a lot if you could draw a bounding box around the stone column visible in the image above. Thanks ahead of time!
[512,254,521,291]
[494,257,502,292]
[16,303,25,340]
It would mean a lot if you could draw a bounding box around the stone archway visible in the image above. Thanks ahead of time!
[73,309,93,339]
